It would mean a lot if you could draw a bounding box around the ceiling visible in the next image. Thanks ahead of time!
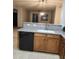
[13,0,63,10]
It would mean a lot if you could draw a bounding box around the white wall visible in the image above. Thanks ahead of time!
[18,7,27,27]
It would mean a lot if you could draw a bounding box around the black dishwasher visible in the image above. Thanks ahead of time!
[19,31,34,51]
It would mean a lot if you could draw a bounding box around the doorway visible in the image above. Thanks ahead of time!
[32,13,38,22]
[13,9,17,27]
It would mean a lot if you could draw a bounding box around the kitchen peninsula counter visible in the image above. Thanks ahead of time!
[18,22,65,59]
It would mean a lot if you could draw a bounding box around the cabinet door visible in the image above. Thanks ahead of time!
[34,36,45,51]
[46,37,60,53]
[59,36,65,59]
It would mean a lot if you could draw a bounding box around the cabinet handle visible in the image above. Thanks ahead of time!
[43,38,48,41]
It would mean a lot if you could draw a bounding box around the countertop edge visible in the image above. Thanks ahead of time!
[18,28,65,38]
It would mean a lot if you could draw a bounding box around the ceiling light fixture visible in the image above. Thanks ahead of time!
[39,0,47,16]
[41,0,47,2]
[40,12,45,16]
[42,0,44,2]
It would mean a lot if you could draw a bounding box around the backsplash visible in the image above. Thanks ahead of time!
[23,22,46,30]
[23,22,62,31]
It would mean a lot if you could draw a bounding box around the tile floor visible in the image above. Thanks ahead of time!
[13,49,60,59]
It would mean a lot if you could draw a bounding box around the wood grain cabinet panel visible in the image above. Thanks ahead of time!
[34,36,46,51]
[34,33,60,53]
[47,34,60,39]
[46,37,60,53]
[59,36,65,59]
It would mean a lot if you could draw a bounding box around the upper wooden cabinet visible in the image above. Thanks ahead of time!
[34,33,61,53]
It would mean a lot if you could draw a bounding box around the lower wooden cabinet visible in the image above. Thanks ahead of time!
[34,36,45,51]
[19,32,65,59]
[46,37,60,53]
[34,33,60,53]
[59,36,65,59]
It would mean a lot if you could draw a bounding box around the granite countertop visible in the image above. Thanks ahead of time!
[18,22,65,38]
[18,28,65,38]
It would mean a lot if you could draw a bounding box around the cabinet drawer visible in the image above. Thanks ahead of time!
[47,34,60,39]
[34,33,46,37]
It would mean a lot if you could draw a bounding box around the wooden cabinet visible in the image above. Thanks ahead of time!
[34,33,60,53]
[19,32,65,59]
[46,36,60,53]
[59,36,65,59]
[34,33,46,51]
[19,32,60,53]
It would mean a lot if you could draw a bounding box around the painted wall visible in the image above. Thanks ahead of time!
[54,1,65,26]
[54,6,62,25]
[60,2,65,27]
